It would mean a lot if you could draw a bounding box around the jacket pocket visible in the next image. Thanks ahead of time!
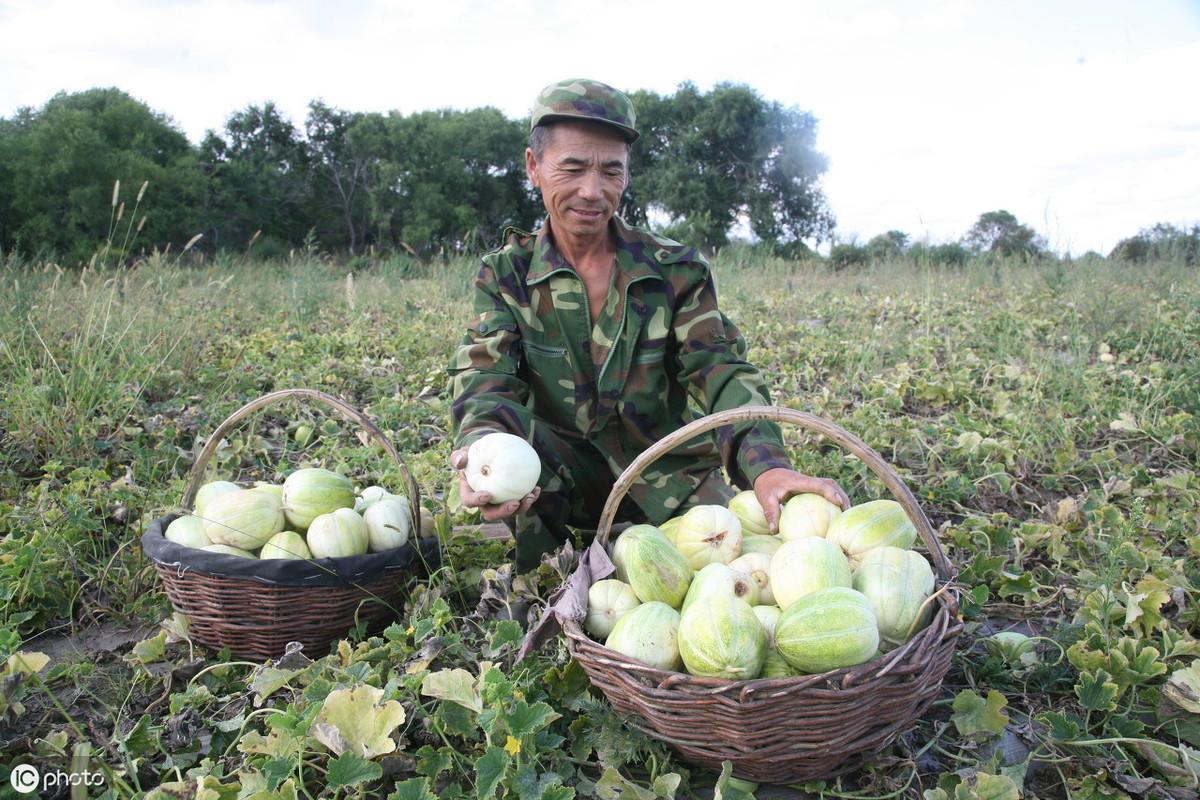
[523,341,568,358]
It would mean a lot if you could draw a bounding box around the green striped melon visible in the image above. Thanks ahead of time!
[681,563,759,611]
[605,601,682,671]
[853,546,935,649]
[621,526,693,608]
[775,587,879,674]
[826,499,916,567]
[678,593,765,680]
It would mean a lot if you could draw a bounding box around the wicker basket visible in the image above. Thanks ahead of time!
[561,406,962,784]
[141,388,439,661]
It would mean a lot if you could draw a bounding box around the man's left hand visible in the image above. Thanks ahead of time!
[752,468,850,535]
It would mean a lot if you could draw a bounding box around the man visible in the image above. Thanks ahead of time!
[448,78,847,570]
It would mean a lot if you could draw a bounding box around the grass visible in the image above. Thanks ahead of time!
[0,248,1197,798]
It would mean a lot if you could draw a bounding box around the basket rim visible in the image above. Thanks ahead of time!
[143,512,439,588]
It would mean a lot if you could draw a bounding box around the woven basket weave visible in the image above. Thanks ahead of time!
[563,406,962,784]
[141,389,437,661]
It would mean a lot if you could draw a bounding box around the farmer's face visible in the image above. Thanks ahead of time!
[525,121,629,241]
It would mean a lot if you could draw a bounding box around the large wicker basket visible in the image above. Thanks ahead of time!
[141,389,439,661]
[561,407,961,784]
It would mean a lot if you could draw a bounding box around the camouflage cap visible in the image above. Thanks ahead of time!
[530,78,639,143]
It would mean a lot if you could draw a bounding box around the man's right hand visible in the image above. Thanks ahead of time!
[450,448,541,522]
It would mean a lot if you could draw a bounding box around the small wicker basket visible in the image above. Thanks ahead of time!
[561,406,962,784]
[141,389,439,661]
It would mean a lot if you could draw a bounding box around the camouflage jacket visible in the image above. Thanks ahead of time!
[448,215,791,519]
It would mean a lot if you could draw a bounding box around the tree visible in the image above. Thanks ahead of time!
[624,83,834,250]
[386,108,536,256]
[1110,223,1199,265]
[0,88,201,262]
[305,101,389,254]
[199,102,311,252]
[866,230,910,262]
[964,210,1047,259]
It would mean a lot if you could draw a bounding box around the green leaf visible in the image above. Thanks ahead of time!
[651,773,683,800]
[415,744,454,779]
[951,689,1009,738]
[474,745,509,800]
[1075,669,1119,712]
[714,760,756,799]
[486,619,525,656]
[115,713,160,757]
[126,630,168,665]
[389,777,437,800]
[249,664,305,706]
[309,684,407,758]
[326,752,383,789]
[422,668,483,713]
[503,700,561,739]
[1040,711,1085,742]
[261,757,295,791]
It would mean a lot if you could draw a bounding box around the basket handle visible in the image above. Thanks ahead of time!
[182,388,421,532]
[595,406,953,580]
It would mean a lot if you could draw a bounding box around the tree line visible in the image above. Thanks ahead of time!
[0,83,833,264]
[1,85,1194,267]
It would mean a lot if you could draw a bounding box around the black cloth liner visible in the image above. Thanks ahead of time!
[142,513,440,587]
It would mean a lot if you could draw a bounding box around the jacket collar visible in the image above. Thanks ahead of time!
[527,215,662,286]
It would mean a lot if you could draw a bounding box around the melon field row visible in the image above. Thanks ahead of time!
[0,252,1196,797]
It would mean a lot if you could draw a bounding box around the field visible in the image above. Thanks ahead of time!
[0,250,1197,799]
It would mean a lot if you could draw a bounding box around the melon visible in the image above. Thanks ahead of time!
[775,587,880,674]
[194,480,240,516]
[586,579,641,639]
[605,601,682,671]
[740,535,782,556]
[363,495,411,552]
[282,468,356,531]
[759,647,796,679]
[728,490,770,536]
[681,563,759,611]
[657,515,685,545]
[203,488,285,550]
[730,552,774,605]
[673,505,742,569]
[770,536,852,610]
[826,499,916,567]
[306,507,369,558]
[853,546,935,649]
[678,594,766,680]
[465,431,541,503]
[621,527,694,608]
[752,604,782,645]
[611,524,660,582]
[778,493,842,541]
[164,515,211,549]
[260,531,312,560]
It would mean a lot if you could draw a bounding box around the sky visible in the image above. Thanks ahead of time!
[1,0,1197,255]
